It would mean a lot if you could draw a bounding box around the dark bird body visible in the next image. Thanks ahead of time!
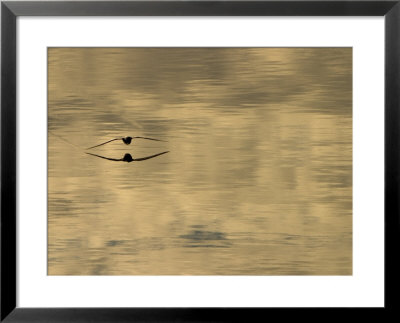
[87,136,166,150]
[86,151,169,163]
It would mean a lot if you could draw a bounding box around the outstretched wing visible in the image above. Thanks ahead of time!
[85,152,123,161]
[86,138,120,150]
[133,136,167,142]
[133,151,169,161]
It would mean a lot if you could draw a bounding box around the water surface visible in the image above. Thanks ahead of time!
[48,48,352,275]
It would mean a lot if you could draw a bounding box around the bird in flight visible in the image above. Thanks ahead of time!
[86,151,169,163]
[87,136,166,150]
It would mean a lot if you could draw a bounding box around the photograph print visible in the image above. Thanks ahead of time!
[48,48,352,275]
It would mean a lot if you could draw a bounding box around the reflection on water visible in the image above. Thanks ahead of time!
[48,48,352,275]
[86,151,169,163]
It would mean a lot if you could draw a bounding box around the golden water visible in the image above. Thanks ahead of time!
[48,48,352,275]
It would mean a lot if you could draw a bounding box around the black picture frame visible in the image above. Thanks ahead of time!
[1,1,399,321]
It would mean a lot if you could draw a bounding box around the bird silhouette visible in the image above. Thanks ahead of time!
[86,151,169,163]
[87,136,166,150]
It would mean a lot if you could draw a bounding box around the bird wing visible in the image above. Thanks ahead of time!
[86,138,120,150]
[132,136,167,142]
[85,152,123,161]
[132,151,169,161]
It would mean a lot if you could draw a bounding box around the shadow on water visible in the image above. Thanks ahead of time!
[179,229,231,248]
[86,151,169,163]
[180,230,226,241]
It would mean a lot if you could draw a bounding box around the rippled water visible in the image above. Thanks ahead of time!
[48,48,352,275]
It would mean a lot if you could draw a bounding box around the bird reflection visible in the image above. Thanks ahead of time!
[86,151,169,163]
[87,136,166,150]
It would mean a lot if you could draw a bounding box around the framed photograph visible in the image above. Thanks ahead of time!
[1,0,399,321]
